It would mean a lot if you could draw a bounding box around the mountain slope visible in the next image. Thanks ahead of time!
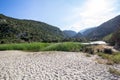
[63,30,77,38]
[74,32,84,38]
[73,32,86,41]
[81,27,96,36]
[109,29,120,48]
[85,15,120,40]
[0,14,64,43]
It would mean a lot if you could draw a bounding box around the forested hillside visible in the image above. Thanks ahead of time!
[63,30,77,38]
[110,29,120,48]
[84,15,120,40]
[0,14,64,43]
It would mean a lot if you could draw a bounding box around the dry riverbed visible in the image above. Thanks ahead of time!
[0,51,120,80]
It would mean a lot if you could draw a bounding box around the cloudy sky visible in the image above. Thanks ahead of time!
[0,0,120,32]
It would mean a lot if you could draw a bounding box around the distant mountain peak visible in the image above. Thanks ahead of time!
[63,30,77,38]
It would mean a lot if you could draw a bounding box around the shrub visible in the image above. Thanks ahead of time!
[97,52,120,64]
[82,46,95,54]
[109,68,120,76]
[104,48,112,54]
[85,54,91,57]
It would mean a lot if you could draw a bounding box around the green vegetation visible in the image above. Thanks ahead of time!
[103,29,120,48]
[0,42,50,51]
[82,45,120,64]
[97,52,120,64]
[43,42,84,52]
[85,54,91,57]
[110,29,120,46]
[84,15,120,41]
[103,33,113,42]
[109,68,120,76]
[0,14,64,43]
[0,42,84,52]
[82,45,95,54]
[0,14,86,43]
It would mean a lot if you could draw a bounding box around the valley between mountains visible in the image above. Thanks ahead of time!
[0,14,120,80]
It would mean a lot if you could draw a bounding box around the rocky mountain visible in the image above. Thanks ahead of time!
[63,30,77,38]
[0,14,64,43]
[62,30,86,42]
[81,27,96,36]
[73,32,86,41]
[74,32,84,38]
[84,15,120,40]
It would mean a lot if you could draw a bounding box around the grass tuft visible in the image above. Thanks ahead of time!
[97,52,120,64]
[85,54,91,57]
[109,68,120,76]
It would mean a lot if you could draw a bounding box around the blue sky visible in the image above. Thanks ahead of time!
[0,0,120,32]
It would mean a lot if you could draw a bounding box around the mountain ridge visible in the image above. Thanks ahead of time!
[82,15,120,40]
[63,30,77,38]
[0,14,64,43]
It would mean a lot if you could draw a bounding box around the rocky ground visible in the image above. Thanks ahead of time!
[0,51,120,80]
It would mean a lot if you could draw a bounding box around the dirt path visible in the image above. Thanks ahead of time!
[0,51,119,80]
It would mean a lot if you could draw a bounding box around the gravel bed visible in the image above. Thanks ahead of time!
[0,51,119,80]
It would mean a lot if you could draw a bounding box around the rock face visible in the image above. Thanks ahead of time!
[0,51,120,80]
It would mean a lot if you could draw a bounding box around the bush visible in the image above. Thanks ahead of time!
[104,48,112,54]
[97,52,120,64]
[82,46,95,54]
[85,54,91,57]
[109,68,120,76]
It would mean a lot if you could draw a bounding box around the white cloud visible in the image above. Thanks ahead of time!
[63,0,120,32]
